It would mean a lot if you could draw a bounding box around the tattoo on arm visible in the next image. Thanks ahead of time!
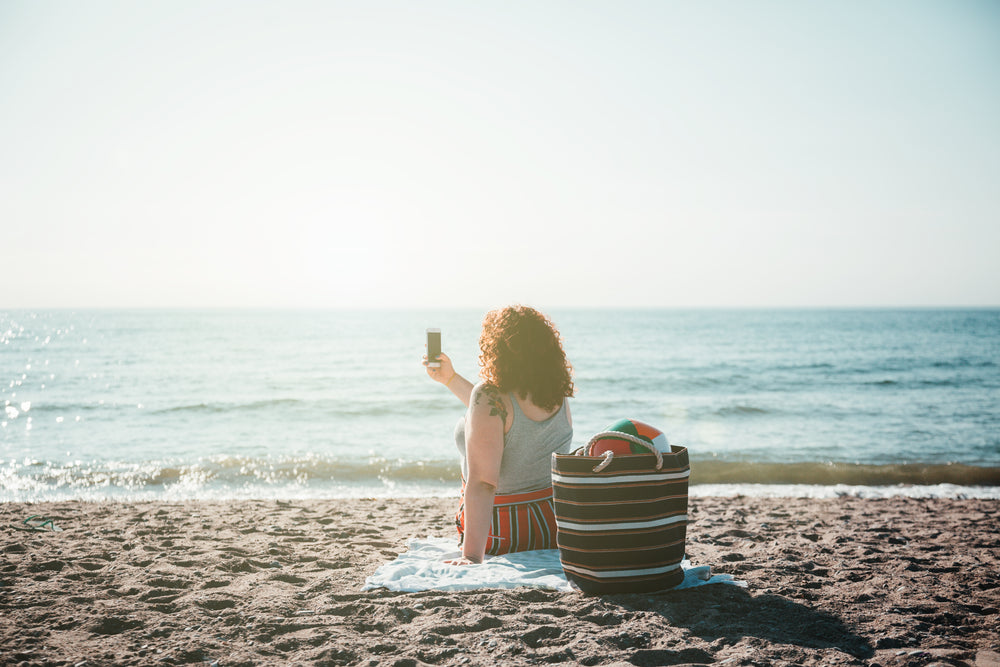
[475,385,508,426]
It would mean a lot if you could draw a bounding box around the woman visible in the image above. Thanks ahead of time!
[424,305,575,565]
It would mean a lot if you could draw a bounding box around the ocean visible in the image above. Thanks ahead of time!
[2,309,998,501]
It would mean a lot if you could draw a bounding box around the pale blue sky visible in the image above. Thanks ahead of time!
[2,1,998,308]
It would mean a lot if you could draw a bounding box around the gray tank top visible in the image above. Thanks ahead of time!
[454,395,573,494]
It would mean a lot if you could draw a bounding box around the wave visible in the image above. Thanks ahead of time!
[0,455,463,492]
[712,405,771,417]
[689,483,1000,500]
[16,397,451,419]
[773,362,835,371]
[154,399,305,415]
[861,377,997,390]
[3,456,998,499]
[690,461,1000,486]
[931,359,997,369]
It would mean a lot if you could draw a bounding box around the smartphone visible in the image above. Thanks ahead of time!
[426,328,441,367]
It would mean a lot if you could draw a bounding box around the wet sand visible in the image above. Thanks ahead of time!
[1,496,998,666]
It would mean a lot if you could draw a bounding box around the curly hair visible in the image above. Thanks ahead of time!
[478,305,574,411]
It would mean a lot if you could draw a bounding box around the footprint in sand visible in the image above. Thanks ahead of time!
[217,559,258,573]
[522,626,562,648]
[581,611,625,627]
[219,546,251,556]
[428,615,503,636]
[314,560,350,570]
[369,643,399,655]
[148,577,191,589]
[140,589,184,604]
[89,616,144,635]
[531,607,570,618]
[28,560,66,573]
[76,561,106,571]
[196,597,237,610]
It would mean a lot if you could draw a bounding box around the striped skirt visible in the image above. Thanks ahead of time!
[455,484,559,556]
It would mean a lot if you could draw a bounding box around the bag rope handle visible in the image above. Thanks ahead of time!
[582,431,664,472]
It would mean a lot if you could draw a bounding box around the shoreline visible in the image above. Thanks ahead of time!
[4,481,1000,504]
[2,496,998,666]
[4,459,999,505]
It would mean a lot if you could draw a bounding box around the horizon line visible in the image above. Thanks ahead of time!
[3,304,999,312]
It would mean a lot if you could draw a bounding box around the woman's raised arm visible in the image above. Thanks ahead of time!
[424,352,474,407]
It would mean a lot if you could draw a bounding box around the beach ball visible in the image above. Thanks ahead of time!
[587,418,670,456]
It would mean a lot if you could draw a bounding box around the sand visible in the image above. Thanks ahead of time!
[1,496,998,667]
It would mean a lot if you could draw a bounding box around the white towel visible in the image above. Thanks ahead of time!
[362,537,747,593]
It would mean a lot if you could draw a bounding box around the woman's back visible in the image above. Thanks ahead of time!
[455,394,572,494]
[498,396,572,494]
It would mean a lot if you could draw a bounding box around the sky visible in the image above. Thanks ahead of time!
[1,1,998,309]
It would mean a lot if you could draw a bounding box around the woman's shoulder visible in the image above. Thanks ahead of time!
[469,382,512,426]
[470,380,500,399]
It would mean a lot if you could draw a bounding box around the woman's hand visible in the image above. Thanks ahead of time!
[442,556,482,566]
[423,351,456,385]
[423,352,472,406]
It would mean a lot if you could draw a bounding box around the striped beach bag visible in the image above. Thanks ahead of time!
[551,431,690,594]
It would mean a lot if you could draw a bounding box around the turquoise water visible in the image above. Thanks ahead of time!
[2,309,998,500]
